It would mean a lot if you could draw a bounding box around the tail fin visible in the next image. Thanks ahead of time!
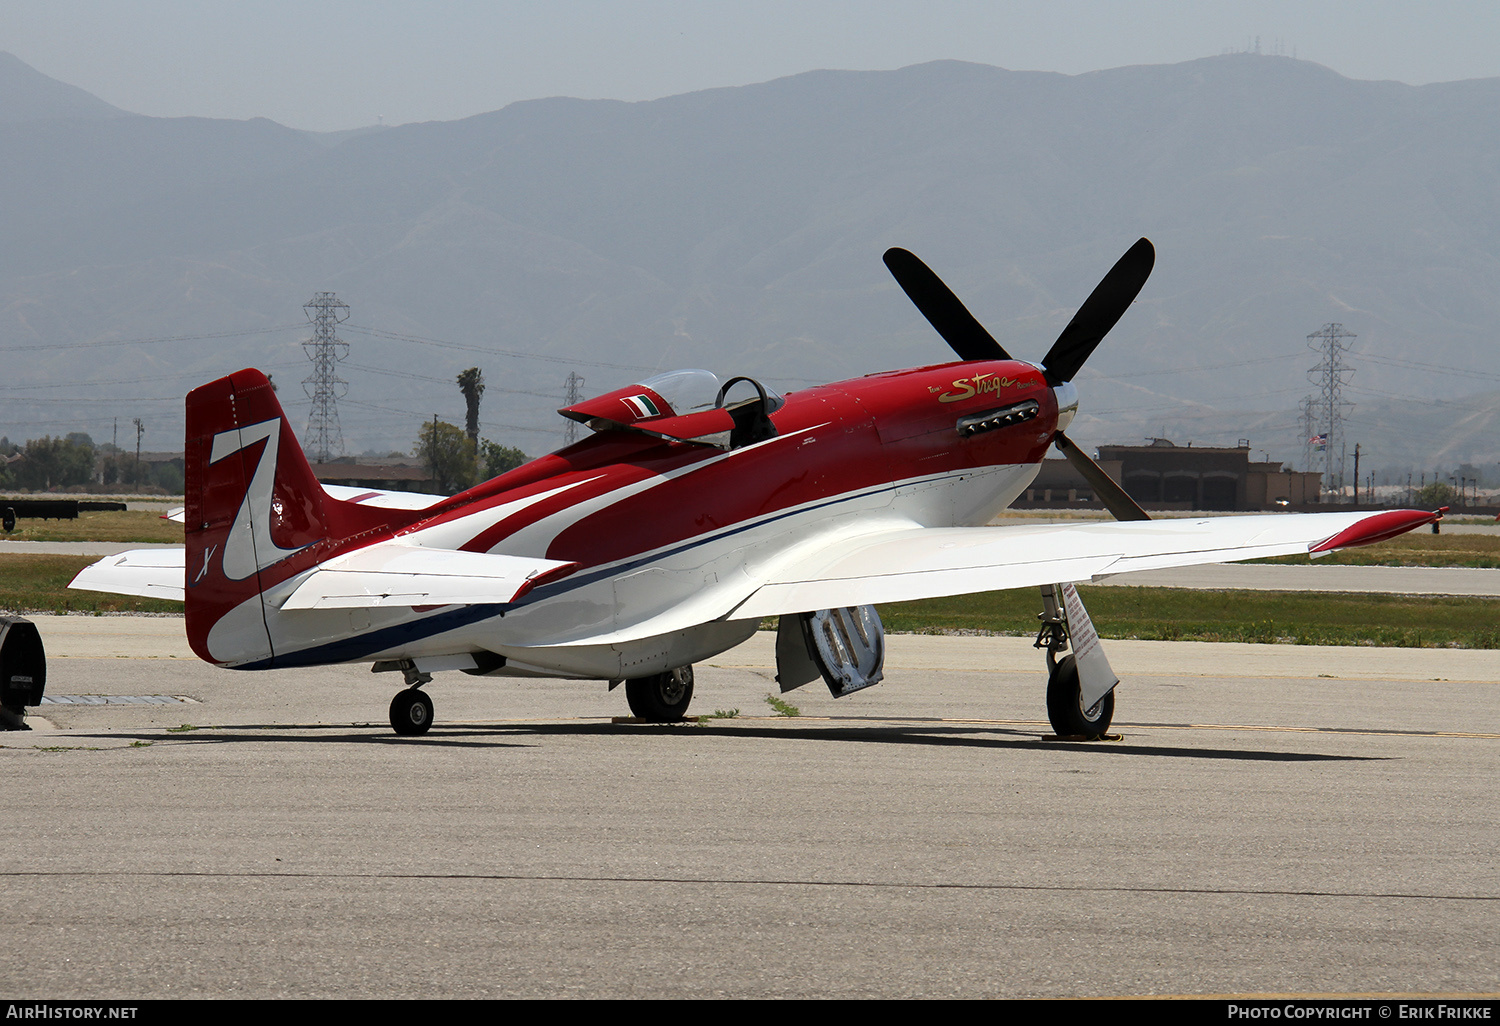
[184,369,329,666]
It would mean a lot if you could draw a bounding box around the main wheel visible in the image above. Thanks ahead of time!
[1045,655,1114,737]
[625,666,694,722]
[389,688,434,736]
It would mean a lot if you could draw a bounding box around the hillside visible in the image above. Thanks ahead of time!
[1,52,1496,472]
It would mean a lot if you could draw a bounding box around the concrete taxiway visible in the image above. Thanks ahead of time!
[2,615,1496,999]
[1093,562,1500,595]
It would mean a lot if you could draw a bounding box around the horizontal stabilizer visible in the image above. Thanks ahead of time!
[278,541,576,610]
[320,484,448,510]
[69,548,186,602]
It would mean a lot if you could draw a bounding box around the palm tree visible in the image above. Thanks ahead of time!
[456,367,485,445]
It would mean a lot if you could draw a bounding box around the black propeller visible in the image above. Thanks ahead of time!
[1054,431,1149,521]
[1039,237,1155,386]
[882,248,1011,362]
[883,239,1155,522]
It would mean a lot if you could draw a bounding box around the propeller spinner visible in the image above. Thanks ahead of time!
[883,240,1156,521]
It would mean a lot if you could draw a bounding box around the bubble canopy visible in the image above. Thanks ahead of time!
[636,368,723,416]
[558,369,784,434]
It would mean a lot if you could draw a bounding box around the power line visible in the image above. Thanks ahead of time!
[343,323,661,374]
[0,363,308,394]
[343,361,562,400]
[0,324,303,353]
[340,398,559,434]
[1356,353,1500,382]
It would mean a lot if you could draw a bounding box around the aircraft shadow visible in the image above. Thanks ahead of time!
[70,720,1386,763]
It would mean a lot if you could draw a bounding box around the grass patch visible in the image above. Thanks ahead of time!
[0,509,183,545]
[1251,531,1500,569]
[764,694,800,717]
[0,554,180,614]
[880,586,1500,649]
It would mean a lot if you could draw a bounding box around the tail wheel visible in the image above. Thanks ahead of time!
[390,688,434,736]
[625,667,694,722]
[1045,655,1114,738]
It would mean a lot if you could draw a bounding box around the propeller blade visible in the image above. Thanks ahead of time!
[1041,238,1155,385]
[1055,431,1150,522]
[883,247,1011,362]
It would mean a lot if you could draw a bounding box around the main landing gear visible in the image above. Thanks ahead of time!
[624,666,695,722]
[386,663,435,736]
[390,687,434,735]
[1036,583,1117,738]
[1044,653,1114,737]
[379,661,698,734]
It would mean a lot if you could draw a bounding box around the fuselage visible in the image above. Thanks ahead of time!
[193,359,1061,676]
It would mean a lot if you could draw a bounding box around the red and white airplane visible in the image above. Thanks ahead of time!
[71,240,1438,736]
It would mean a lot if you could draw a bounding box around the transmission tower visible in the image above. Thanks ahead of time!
[563,371,585,445]
[1306,323,1356,499]
[302,292,350,463]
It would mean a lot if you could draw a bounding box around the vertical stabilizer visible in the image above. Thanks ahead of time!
[184,369,328,666]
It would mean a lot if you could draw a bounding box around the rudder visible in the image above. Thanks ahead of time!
[184,369,328,666]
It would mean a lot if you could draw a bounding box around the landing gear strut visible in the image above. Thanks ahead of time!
[625,666,694,722]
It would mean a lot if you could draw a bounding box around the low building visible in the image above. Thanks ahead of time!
[311,459,435,493]
[1012,457,1125,510]
[1097,439,1320,511]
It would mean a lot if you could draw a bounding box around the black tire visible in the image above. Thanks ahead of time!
[625,666,694,722]
[1045,655,1114,737]
[390,688,434,736]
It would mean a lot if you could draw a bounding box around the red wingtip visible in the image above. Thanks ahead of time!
[1309,508,1444,553]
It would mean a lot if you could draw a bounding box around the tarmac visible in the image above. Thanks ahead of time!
[1,615,1496,998]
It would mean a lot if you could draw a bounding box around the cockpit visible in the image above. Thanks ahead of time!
[558,369,785,450]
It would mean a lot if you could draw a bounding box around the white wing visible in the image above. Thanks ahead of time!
[730,509,1437,620]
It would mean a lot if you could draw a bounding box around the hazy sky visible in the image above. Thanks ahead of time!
[6,0,1500,132]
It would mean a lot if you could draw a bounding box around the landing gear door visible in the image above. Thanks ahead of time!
[776,605,886,698]
[775,615,821,693]
[1058,582,1118,709]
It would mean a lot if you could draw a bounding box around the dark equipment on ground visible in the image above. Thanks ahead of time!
[1,499,127,533]
[0,616,47,730]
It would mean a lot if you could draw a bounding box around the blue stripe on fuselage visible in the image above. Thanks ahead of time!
[233,468,979,670]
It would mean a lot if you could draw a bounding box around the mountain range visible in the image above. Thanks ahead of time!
[2,50,1497,481]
